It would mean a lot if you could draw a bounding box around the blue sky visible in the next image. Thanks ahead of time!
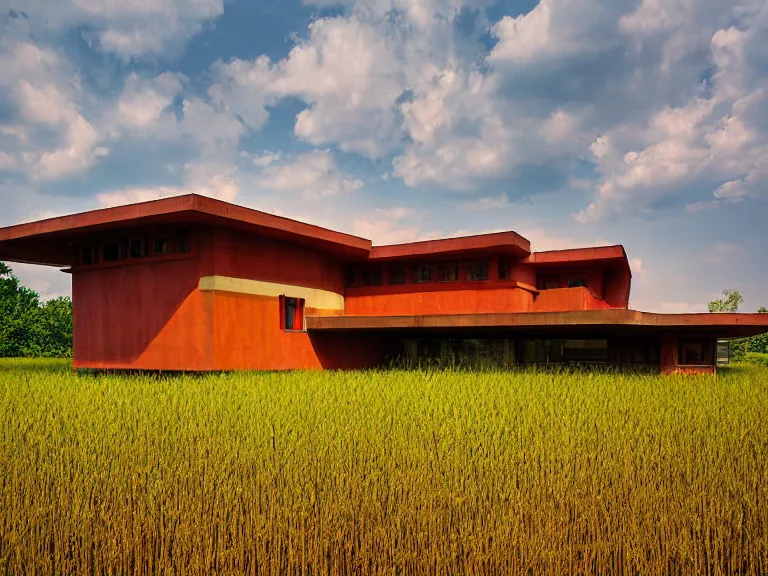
[1,0,766,312]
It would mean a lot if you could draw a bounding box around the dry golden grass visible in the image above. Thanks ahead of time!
[0,359,767,575]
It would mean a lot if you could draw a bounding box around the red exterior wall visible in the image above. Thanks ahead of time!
[531,287,613,312]
[344,257,618,316]
[72,254,215,370]
[71,225,384,371]
[210,292,386,370]
[209,228,344,293]
[345,285,535,316]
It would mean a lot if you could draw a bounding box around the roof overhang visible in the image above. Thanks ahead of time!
[369,231,531,263]
[524,245,630,270]
[0,195,372,266]
[307,310,768,339]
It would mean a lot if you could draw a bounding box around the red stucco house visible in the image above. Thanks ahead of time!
[1,194,765,374]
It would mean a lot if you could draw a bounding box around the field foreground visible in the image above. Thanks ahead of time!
[1,360,767,575]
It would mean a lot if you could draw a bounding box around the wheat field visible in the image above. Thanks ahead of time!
[0,359,767,575]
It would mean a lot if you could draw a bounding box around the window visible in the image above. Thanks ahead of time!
[153,236,169,255]
[437,263,458,282]
[537,274,560,290]
[129,238,144,258]
[80,245,94,266]
[345,268,357,287]
[102,241,121,262]
[564,339,609,364]
[363,268,383,286]
[679,340,713,365]
[467,261,489,281]
[414,265,432,283]
[498,260,510,280]
[568,278,587,288]
[388,266,406,285]
[280,296,305,331]
[175,228,191,253]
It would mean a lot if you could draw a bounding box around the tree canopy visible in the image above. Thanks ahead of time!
[707,289,744,313]
[0,263,72,357]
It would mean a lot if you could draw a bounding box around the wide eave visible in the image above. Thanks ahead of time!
[0,195,372,266]
[307,310,768,338]
[369,231,531,262]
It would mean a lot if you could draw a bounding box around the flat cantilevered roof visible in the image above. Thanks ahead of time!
[0,194,372,266]
[369,231,531,262]
[524,245,630,267]
[1,194,632,270]
[306,309,768,339]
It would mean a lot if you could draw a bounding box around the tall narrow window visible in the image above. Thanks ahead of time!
[467,261,489,281]
[345,268,357,287]
[129,238,144,258]
[102,241,121,262]
[437,263,458,282]
[280,296,305,331]
[498,260,510,280]
[80,245,94,266]
[175,228,191,253]
[153,235,169,255]
[414,265,432,283]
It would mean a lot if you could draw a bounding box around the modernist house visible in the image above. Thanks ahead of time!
[1,194,766,374]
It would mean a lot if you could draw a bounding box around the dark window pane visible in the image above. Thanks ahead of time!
[568,278,587,288]
[370,269,382,286]
[175,228,191,253]
[415,265,432,283]
[498,260,509,280]
[285,298,296,330]
[103,242,120,262]
[538,274,560,290]
[680,341,705,364]
[389,267,406,285]
[564,340,609,363]
[153,236,168,255]
[468,262,488,281]
[345,268,356,287]
[129,238,143,258]
[437,263,458,282]
[81,246,93,266]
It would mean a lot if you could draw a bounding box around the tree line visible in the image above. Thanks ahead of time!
[0,262,73,357]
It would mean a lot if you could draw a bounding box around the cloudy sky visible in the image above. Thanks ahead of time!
[1,0,767,311]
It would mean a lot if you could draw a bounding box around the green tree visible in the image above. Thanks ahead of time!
[759,306,767,313]
[708,289,744,313]
[38,297,74,357]
[0,262,72,357]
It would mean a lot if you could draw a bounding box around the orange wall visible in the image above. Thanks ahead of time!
[603,266,631,308]
[344,258,625,316]
[345,285,534,316]
[71,226,368,371]
[530,287,613,312]
[70,225,634,371]
[345,284,613,316]
[210,292,387,370]
[72,254,214,370]
[530,266,605,298]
